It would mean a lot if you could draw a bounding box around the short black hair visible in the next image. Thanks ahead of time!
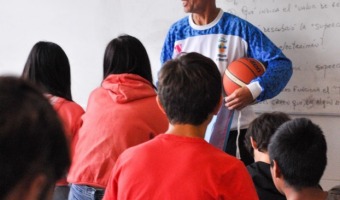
[0,76,70,199]
[268,118,327,190]
[103,34,155,88]
[157,52,222,125]
[244,112,291,155]
[22,41,72,101]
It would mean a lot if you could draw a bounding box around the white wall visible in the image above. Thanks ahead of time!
[0,0,339,190]
[0,0,118,107]
[0,0,183,107]
[309,115,340,190]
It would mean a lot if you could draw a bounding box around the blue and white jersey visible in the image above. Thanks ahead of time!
[160,9,292,130]
[161,9,292,102]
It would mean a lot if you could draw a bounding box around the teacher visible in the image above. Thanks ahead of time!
[160,0,293,165]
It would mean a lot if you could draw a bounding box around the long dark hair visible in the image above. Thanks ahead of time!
[22,41,72,101]
[103,34,155,88]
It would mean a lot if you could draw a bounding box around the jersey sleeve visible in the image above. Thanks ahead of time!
[160,25,176,65]
[245,23,293,102]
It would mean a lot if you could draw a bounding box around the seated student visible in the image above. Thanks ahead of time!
[103,52,259,200]
[268,118,340,200]
[67,34,168,200]
[0,76,70,200]
[21,41,85,200]
[244,112,290,200]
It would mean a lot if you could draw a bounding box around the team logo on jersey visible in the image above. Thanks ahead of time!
[217,36,227,62]
[174,44,182,54]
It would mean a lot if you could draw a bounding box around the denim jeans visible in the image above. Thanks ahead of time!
[68,184,105,200]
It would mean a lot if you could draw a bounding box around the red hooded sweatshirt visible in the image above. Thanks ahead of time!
[47,95,84,186]
[67,74,168,188]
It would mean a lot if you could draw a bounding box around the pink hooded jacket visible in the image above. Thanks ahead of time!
[48,96,84,186]
[67,74,168,188]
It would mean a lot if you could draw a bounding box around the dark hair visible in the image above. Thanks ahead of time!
[103,34,155,88]
[0,76,70,199]
[268,118,327,190]
[22,41,72,101]
[157,52,222,125]
[244,112,291,155]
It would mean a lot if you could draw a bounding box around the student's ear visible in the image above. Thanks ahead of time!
[250,136,258,149]
[212,96,223,115]
[156,96,166,114]
[272,160,282,179]
[271,160,285,194]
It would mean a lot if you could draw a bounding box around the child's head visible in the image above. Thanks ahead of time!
[269,118,327,191]
[22,41,72,101]
[0,76,70,200]
[157,52,221,125]
[103,34,154,87]
[245,112,291,155]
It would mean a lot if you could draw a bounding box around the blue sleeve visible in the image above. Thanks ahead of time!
[245,23,293,102]
[160,26,175,65]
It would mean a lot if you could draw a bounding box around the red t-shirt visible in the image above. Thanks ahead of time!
[103,134,259,200]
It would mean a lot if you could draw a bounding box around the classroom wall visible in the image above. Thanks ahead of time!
[0,0,339,190]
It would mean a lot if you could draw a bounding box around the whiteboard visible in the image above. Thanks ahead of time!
[216,0,340,115]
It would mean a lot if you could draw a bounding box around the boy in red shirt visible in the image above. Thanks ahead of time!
[103,52,258,200]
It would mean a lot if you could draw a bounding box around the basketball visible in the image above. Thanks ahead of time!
[223,57,266,96]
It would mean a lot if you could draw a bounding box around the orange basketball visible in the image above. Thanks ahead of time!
[223,57,266,96]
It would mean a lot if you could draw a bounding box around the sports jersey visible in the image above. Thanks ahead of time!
[103,134,259,200]
[67,74,168,188]
[161,9,292,130]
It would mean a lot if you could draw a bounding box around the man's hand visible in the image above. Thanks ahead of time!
[225,87,254,110]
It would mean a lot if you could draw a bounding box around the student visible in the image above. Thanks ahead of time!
[161,0,292,165]
[244,112,290,200]
[269,118,340,200]
[103,52,258,200]
[67,34,168,200]
[22,41,85,200]
[0,76,70,200]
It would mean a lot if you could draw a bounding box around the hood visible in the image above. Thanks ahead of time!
[101,74,156,103]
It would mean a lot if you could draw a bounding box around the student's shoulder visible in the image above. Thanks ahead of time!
[119,135,162,158]
[59,99,84,114]
[204,144,245,167]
